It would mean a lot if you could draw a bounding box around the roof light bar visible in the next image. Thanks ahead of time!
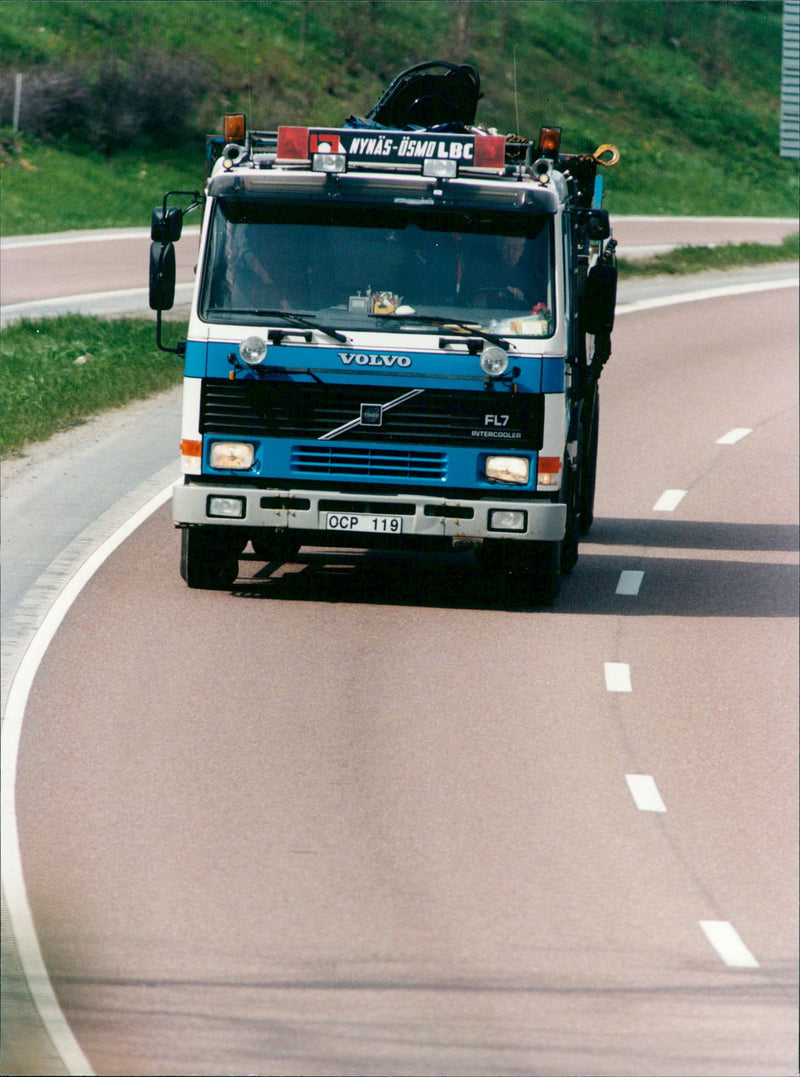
[473,134,506,170]
[423,157,458,178]
[313,152,347,173]
[277,126,309,160]
[537,126,562,159]
[223,114,246,143]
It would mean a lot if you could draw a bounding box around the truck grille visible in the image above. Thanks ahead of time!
[201,379,544,449]
[291,445,446,480]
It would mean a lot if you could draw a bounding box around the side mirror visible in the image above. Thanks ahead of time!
[581,261,617,335]
[587,208,610,242]
[149,241,176,311]
[151,206,183,243]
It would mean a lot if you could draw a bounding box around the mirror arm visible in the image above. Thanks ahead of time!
[155,307,186,356]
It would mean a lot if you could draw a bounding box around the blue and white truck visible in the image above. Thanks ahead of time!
[150,62,619,603]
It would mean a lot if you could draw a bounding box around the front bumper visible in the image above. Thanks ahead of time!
[173,481,566,542]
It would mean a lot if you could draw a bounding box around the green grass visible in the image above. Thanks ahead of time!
[1,136,203,234]
[0,0,797,232]
[0,316,184,456]
[618,232,800,276]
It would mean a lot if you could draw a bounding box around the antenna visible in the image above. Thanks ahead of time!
[513,46,520,132]
[243,23,254,127]
[246,52,254,128]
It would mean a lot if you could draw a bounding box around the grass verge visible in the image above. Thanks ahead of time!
[0,315,184,457]
[1,134,203,235]
[617,233,799,277]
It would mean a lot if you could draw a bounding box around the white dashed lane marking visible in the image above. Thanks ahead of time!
[604,662,632,692]
[652,489,687,512]
[716,427,753,445]
[625,774,667,812]
[616,570,644,595]
[699,920,760,968]
[606,317,772,984]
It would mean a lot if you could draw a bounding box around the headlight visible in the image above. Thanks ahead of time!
[479,345,509,377]
[209,441,255,470]
[485,456,530,485]
[239,336,268,366]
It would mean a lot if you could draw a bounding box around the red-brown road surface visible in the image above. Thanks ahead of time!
[5,273,798,1074]
[1,216,796,321]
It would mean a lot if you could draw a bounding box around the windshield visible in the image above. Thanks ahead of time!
[200,198,555,338]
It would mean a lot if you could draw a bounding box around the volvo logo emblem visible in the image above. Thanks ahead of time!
[319,388,425,440]
[337,352,412,368]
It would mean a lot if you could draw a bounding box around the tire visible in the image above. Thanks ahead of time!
[250,531,301,563]
[180,528,239,590]
[480,538,561,607]
[578,389,599,536]
[520,539,562,606]
[561,454,580,576]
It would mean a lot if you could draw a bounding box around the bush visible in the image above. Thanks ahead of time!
[87,52,205,151]
[0,51,204,152]
[0,65,92,142]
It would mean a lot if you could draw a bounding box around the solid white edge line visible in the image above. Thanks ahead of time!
[625,774,667,812]
[2,287,150,315]
[616,570,644,596]
[653,489,686,512]
[615,276,797,317]
[716,427,753,445]
[1,282,195,315]
[604,662,632,692]
[611,215,798,224]
[1,226,201,250]
[1,481,174,1077]
[699,920,760,968]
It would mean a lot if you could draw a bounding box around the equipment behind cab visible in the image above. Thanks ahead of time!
[364,60,481,128]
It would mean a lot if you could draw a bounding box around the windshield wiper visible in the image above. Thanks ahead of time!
[209,307,347,344]
[370,312,508,350]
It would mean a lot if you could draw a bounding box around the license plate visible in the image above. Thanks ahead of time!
[325,512,403,534]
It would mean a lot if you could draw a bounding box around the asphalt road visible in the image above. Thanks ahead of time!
[1,227,798,1076]
[1,216,796,324]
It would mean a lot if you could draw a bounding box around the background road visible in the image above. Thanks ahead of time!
[1,216,796,323]
[1,226,798,1075]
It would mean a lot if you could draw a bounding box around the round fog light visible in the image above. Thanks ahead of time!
[480,345,509,377]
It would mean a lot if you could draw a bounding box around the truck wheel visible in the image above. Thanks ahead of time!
[561,456,580,576]
[180,528,239,590]
[579,390,599,536]
[520,540,562,606]
[480,539,561,606]
[251,532,301,563]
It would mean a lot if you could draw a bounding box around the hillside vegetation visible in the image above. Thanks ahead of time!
[1,0,797,234]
